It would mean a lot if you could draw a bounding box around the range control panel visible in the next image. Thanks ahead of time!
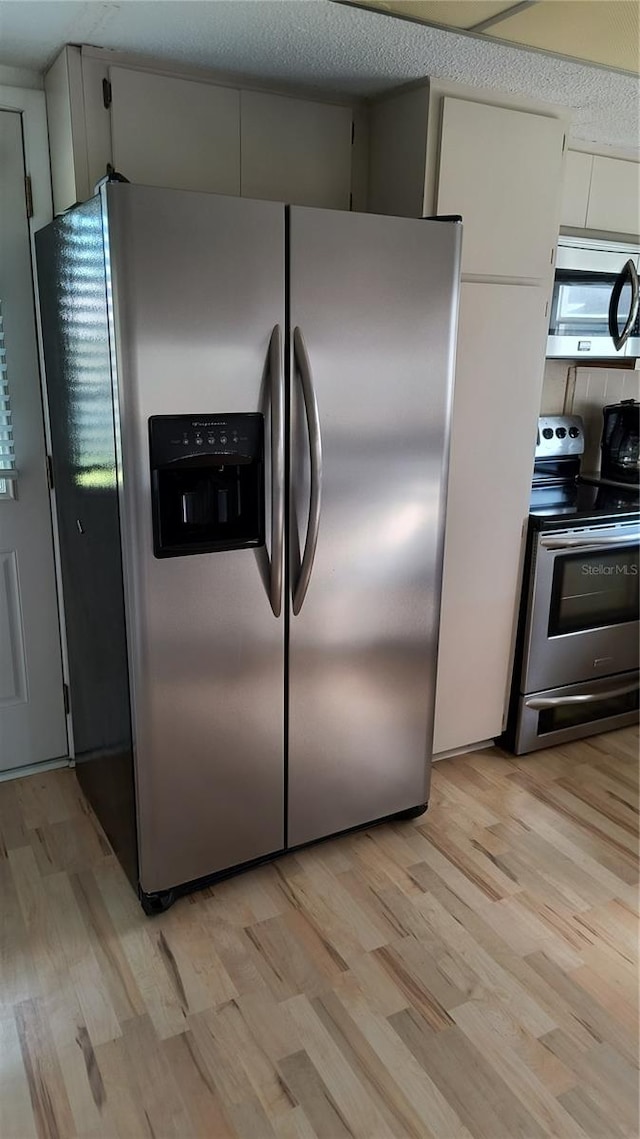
[149,413,263,467]
[535,415,584,460]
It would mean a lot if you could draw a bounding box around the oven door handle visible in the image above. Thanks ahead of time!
[525,679,640,710]
[608,258,639,352]
[540,533,640,550]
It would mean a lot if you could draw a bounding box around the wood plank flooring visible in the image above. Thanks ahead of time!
[1,726,638,1139]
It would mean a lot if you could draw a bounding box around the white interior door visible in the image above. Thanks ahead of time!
[0,110,67,772]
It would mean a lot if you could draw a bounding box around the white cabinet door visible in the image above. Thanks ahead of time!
[437,98,565,279]
[586,156,640,236]
[433,281,548,755]
[241,90,352,209]
[110,67,240,194]
[561,151,593,228]
[0,112,67,772]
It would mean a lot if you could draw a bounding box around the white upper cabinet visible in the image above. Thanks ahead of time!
[436,97,565,279]
[240,91,352,209]
[586,155,640,236]
[45,50,359,214]
[110,67,241,195]
[560,150,593,228]
[560,151,640,236]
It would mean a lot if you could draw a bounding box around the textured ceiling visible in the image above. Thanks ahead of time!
[354,1,640,74]
[0,1,638,152]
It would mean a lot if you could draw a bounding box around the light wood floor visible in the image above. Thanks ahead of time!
[1,726,638,1139]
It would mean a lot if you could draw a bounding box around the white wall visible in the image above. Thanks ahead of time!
[540,360,571,414]
[0,65,42,90]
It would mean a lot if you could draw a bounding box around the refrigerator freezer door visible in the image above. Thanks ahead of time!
[105,185,285,894]
[288,208,461,847]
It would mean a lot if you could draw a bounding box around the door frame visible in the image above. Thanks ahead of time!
[0,83,73,772]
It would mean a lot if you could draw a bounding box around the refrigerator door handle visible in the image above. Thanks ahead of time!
[292,326,322,616]
[269,324,285,617]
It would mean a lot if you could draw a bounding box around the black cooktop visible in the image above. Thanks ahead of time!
[529,478,640,531]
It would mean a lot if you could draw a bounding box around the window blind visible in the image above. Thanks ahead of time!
[0,300,16,476]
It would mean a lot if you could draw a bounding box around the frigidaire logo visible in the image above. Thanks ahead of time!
[192,420,225,427]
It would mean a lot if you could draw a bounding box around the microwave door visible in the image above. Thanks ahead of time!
[547,268,632,358]
[547,240,640,359]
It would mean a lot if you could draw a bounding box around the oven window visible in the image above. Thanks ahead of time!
[549,545,639,635]
[538,685,639,735]
[549,270,638,337]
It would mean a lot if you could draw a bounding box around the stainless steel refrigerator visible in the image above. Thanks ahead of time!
[36,183,461,913]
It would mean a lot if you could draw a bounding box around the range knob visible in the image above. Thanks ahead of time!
[555,427,567,439]
[542,427,554,439]
[568,426,580,438]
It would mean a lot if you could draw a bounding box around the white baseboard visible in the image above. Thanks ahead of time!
[0,756,71,783]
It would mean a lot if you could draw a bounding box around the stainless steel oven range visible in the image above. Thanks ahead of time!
[505,415,639,754]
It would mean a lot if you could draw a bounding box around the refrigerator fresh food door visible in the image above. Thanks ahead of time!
[105,185,286,894]
[288,208,461,846]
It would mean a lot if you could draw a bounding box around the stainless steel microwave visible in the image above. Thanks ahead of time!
[547,236,640,359]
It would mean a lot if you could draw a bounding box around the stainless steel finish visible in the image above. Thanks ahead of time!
[287,207,461,847]
[548,236,640,359]
[291,326,322,617]
[525,678,640,708]
[535,415,584,460]
[514,670,639,753]
[269,323,284,618]
[610,259,639,351]
[541,532,640,549]
[555,235,640,274]
[105,185,286,894]
[546,333,639,359]
[522,521,639,693]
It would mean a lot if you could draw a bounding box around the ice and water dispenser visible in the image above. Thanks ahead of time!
[149,414,264,557]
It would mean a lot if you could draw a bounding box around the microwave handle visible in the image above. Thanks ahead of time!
[608,258,639,351]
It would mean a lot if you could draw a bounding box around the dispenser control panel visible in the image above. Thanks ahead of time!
[148,413,265,558]
[149,413,262,467]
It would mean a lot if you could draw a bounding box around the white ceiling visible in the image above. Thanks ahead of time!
[0,0,638,153]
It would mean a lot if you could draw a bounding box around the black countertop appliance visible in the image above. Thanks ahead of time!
[601,399,640,485]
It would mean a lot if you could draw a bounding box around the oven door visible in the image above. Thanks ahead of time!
[523,523,640,693]
[514,671,640,754]
[547,242,640,359]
